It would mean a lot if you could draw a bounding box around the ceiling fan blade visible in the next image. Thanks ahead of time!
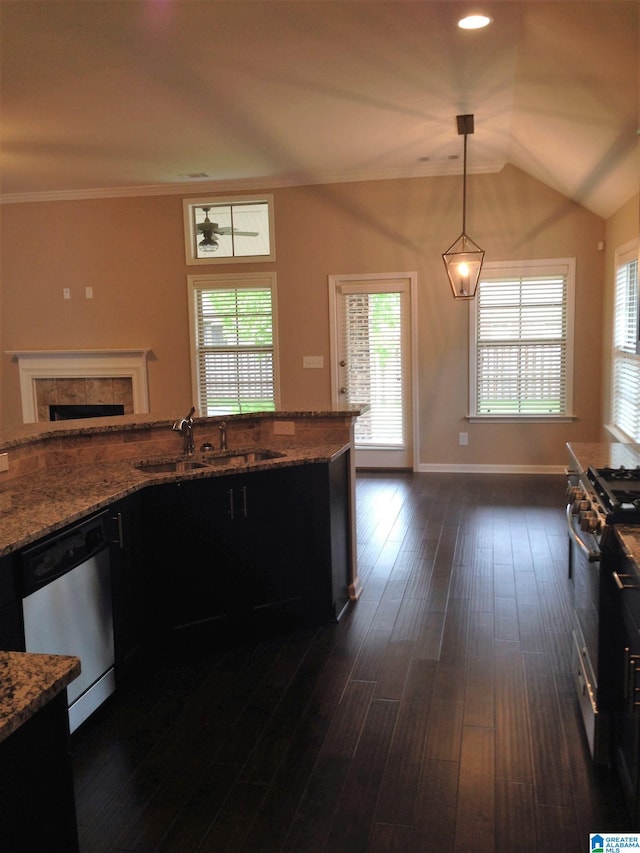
[216,227,259,237]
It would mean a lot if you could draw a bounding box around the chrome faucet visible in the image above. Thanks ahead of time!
[219,421,227,451]
[172,406,196,456]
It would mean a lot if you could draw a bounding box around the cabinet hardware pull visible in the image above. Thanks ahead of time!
[241,485,248,518]
[228,488,234,520]
[612,571,639,590]
[111,512,124,550]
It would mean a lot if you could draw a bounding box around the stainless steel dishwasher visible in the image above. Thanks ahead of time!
[20,511,115,733]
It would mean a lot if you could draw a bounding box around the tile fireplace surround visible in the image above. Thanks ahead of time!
[35,377,133,422]
[7,350,150,423]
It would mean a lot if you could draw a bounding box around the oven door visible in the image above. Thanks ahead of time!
[567,503,609,763]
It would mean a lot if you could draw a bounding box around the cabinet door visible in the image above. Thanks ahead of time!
[109,495,144,680]
[142,476,238,638]
[0,552,23,651]
[292,456,351,624]
[238,458,352,628]
[238,466,311,626]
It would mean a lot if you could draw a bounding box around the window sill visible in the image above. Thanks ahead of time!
[605,424,636,443]
[467,415,577,424]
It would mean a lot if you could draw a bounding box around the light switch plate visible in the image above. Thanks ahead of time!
[303,356,324,369]
[0,452,8,472]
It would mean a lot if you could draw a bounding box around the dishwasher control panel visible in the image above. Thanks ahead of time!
[20,512,109,595]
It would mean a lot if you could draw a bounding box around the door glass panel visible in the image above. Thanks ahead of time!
[340,290,404,448]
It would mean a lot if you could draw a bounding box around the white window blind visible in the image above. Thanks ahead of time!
[189,275,277,416]
[471,259,574,417]
[612,244,640,440]
[340,290,404,446]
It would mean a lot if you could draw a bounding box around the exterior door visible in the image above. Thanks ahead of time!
[329,273,416,469]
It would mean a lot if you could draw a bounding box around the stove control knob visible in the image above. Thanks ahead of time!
[567,485,584,503]
[572,498,590,515]
[580,511,599,532]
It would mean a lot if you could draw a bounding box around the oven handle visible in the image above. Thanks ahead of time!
[565,504,601,562]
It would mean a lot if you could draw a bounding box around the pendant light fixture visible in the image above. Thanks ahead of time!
[442,114,485,299]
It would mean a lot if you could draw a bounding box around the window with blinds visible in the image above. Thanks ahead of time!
[612,244,640,440]
[470,259,575,418]
[188,273,278,416]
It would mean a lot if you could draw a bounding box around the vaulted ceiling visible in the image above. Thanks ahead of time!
[1,0,638,218]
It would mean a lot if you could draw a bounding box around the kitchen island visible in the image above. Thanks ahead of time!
[0,410,360,565]
[0,410,362,731]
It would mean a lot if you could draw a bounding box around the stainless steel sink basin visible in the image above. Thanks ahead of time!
[134,449,283,475]
[135,459,209,474]
[205,449,283,467]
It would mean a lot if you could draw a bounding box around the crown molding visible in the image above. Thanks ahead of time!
[0,161,506,205]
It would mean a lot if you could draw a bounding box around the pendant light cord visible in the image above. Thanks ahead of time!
[462,131,468,236]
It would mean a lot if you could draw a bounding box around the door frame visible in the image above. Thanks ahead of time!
[328,271,419,471]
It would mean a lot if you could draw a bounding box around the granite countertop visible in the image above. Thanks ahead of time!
[0,441,350,558]
[0,651,80,743]
[567,441,640,473]
[0,409,362,452]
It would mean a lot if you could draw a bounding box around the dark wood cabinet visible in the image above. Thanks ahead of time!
[109,494,145,681]
[142,475,238,639]
[0,690,79,852]
[140,453,353,644]
[0,553,23,652]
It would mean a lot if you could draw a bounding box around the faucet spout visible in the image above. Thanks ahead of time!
[172,406,196,456]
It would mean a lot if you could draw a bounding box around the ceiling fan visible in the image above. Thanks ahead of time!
[196,206,259,253]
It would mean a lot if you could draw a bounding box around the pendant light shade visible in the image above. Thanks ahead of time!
[442,115,485,299]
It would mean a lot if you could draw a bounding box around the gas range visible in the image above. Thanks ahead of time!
[585,465,640,525]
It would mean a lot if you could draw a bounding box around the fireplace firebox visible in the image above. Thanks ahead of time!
[49,404,126,421]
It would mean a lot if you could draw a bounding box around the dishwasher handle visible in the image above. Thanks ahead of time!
[20,511,110,595]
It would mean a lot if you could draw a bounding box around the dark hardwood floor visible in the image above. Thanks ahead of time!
[71,471,631,852]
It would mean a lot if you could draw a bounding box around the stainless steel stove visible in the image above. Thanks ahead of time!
[567,463,640,780]
[586,466,640,525]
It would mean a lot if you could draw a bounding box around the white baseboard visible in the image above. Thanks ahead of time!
[414,462,565,475]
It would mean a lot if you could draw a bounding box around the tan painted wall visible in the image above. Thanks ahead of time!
[0,165,612,467]
[601,192,640,439]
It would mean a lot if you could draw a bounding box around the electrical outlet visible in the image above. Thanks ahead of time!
[85,286,94,299]
[459,432,468,446]
[63,288,71,300]
[273,420,296,436]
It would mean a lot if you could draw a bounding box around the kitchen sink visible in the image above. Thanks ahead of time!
[134,459,209,474]
[134,449,284,475]
[205,449,283,467]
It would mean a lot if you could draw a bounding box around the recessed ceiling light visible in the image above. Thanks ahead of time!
[458,14,492,30]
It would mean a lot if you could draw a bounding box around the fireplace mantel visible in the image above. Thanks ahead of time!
[7,349,151,423]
